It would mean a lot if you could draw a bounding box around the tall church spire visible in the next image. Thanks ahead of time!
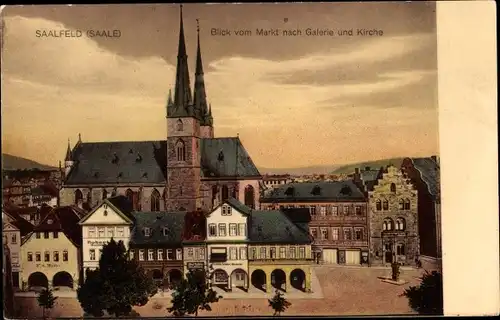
[193,18,211,125]
[171,4,192,117]
[65,139,72,161]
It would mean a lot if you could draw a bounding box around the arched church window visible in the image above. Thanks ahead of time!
[176,140,186,162]
[176,119,183,131]
[151,189,160,212]
[221,185,229,202]
[75,189,83,205]
[244,185,255,209]
[126,189,134,205]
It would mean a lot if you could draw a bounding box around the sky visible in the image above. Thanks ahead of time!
[1,3,438,169]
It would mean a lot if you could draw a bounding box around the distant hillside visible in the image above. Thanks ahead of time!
[2,154,57,171]
[331,157,405,175]
[259,165,342,176]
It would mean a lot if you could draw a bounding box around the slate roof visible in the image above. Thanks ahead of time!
[64,137,261,185]
[224,197,252,215]
[31,206,83,247]
[3,211,34,236]
[412,157,440,198]
[106,195,135,221]
[65,141,168,185]
[249,210,312,244]
[261,180,365,202]
[130,211,186,247]
[200,137,261,178]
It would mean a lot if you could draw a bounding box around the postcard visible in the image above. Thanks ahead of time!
[1,2,498,319]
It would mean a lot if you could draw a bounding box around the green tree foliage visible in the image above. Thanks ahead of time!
[77,239,157,318]
[37,288,58,319]
[402,270,443,315]
[268,289,291,316]
[167,268,222,317]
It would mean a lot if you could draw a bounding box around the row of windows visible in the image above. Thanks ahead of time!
[248,246,307,260]
[74,188,162,212]
[27,251,69,262]
[383,218,406,231]
[210,247,247,260]
[4,234,17,244]
[208,223,247,237]
[375,199,411,211]
[186,248,206,260]
[129,249,183,261]
[88,227,125,238]
[310,227,365,241]
[35,231,59,239]
[382,243,406,256]
[275,204,364,216]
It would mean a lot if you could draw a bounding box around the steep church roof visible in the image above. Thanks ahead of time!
[64,141,168,185]
[200,137,261,178]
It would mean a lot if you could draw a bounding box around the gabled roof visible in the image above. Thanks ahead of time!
[129,211,186,247]
[410,157,440,198]
[200,137,261,178]
[29,206,82,247]
[78,195,135,225]
[261,180,365,202]
[249,210,312,244]
[225,197,252,215]
[65,140,168,185]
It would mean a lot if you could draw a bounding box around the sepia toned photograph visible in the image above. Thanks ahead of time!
[1,2,450,318]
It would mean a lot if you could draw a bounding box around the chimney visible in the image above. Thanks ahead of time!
[431,155,438,163]
[365,166,370,171]
[355,168,359,174]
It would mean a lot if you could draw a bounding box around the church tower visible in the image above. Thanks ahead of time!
[64,139,74,177]
[166,5,203,212]
[193,19,214,138]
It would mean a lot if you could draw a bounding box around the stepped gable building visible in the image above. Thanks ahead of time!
[260,181,369,266]
[129,211,186,289]
[367,165,419,267]
[401,156,441,270]
[59,5,262,213]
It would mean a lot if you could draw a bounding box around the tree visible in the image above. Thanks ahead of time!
[268,289,291,316]
[37,288,58,319]
[77,239,157,317]
[401,270,443,315]
[167,268,222,317]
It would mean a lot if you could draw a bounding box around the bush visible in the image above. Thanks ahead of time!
[402,270,443,315]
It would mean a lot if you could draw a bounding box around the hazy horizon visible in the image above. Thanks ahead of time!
[1,3,439,168]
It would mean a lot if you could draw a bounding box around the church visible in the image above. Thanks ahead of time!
[59,6,263,213]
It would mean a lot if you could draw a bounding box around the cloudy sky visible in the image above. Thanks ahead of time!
[1,3,438,169]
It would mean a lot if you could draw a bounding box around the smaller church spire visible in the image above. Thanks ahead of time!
[78,133,82,143]
[167,88,173,105]
[65,139,72,161]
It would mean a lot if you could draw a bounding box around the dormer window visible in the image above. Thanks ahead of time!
[221,205,232,216]
[117,172,123,178]
[94,172,99,178]
[143,227,151,237]
[257,226,263,232]
[311,185,321,195]
[142,172,148,178]
[285,186,295,196]
[218,151,224,161]
[340,185,352,196]
[163,227,169,236]
[129,148,133,154]
[136,153,142,163]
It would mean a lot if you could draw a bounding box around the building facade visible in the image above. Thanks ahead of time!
[260,181,369,265]
[205,199,250,291]
[182,209,207,278]
[78,196,135,272]
[401,156,441,270]
[248,210,314,293]
[368,165,420,266]
[2,210,34,289]
[129,211,185,289]
[20,206,82,290]
[59,6,262,214]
